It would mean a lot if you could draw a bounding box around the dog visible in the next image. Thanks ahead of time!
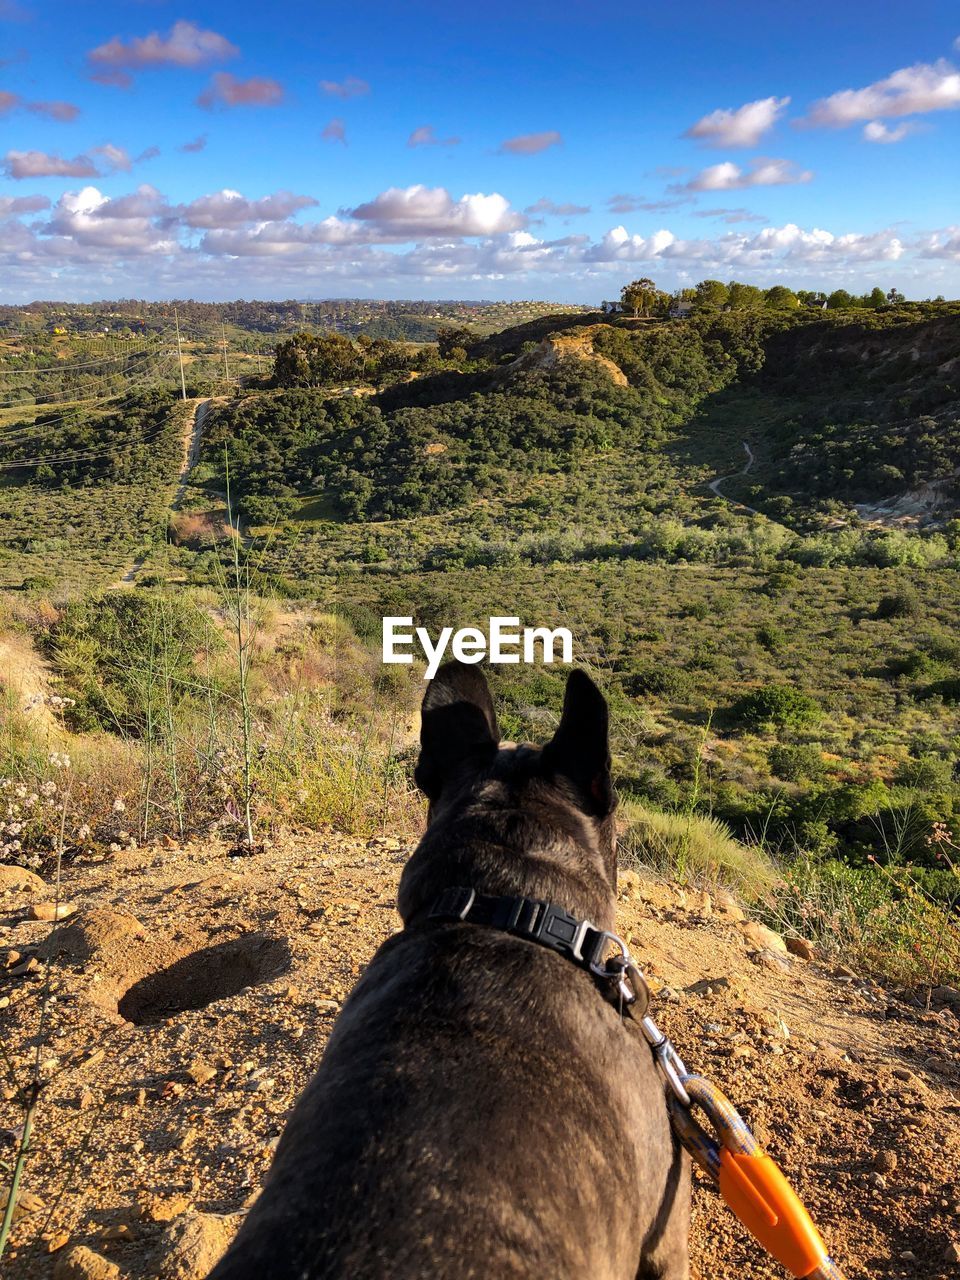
[209,662,690,1279]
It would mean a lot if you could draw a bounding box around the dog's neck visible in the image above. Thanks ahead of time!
[397,805,616,935]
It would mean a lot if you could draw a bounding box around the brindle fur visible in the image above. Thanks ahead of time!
[209,663,690,1279]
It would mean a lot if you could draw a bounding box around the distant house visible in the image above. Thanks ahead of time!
[600,299,622,314]
[804,298,827,310]
[669,300,694,319]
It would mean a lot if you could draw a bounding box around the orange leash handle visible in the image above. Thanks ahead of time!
[667,1075,847,1280]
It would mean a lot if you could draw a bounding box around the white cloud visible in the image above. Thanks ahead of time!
[88,20,238,88]
[321,118,346,144]
[197,73,284,109]
[4,149,99,179]
[685,96,790,147]
[525,197,591,216]
[348,186,525,237]
[43,185,177,255]
[407,125,461,147]
[0,193,49,215]
[182,188,318,228]
[806,59,960,125]
[0,180,951,299]
[863,120,915,143]
[917,227,960,260]
[498,131,563,155]
[92,143,132,172]
[319,77,369,99]
[680,157,813,192]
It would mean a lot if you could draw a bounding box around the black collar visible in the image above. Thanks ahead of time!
[429,885,632,994]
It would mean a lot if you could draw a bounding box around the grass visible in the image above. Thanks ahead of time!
[618,799,779,899]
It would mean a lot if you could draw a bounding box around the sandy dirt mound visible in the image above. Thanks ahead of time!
[1,836,958,1278]
[510,326,629,386]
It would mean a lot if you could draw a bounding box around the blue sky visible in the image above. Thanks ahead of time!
[0,0,958,301]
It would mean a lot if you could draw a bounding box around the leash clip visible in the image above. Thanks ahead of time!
[589,932,650,1016]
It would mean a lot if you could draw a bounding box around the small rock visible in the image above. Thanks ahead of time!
[899,1251,917,1262]
[53,1246,121,1280]
[869,1172,888,1189]
[140,1193,192,1223]
[930,985,960,1008]
[688,889,712,916]
[740,921,788,955]
[832,964,857,980]
[152,1211,238,1279]
[752,947,792,973]
[892,1067,924,1087]
[29,900,78,922]
[617,869,641,899]
[4,949,23,968]
[785,936,816,961]
[943,1241,960,1264]
[186,1060,217,1086]
[875,1150,898,1172]
[714,891,746,922]
[98,1221,138,1242]
[46,1232,70,1253]
[9,957,41,977]
[0,1187,44,1219]
[686,976,731,997]
[0,863,45,894]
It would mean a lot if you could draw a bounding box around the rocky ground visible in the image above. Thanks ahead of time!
[1,836,958,1280]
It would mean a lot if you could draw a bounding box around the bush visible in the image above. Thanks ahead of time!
[756,622,786,652]
[922,678,960,704]
[731,684,822,730]
[876,587,921,619]
[769,742,827,782]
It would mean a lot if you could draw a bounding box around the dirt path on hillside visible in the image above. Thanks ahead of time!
[1,837,958,1279]
[118,398,210,586]
[709,441,760,515]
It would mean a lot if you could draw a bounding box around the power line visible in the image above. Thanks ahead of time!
[0,350,169,407]
[0,344,156,377]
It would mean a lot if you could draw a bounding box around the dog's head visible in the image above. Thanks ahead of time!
[399,662,617,925]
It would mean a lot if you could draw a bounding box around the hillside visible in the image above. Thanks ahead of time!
[1,835,958,1279]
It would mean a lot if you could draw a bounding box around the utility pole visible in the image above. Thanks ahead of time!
[174,307,187,401]
[221,322,231,384]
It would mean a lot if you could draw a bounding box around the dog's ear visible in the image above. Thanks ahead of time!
[541,669,614,817]
[414,661,500,802]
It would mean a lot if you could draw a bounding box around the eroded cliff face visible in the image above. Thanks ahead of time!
[509,325,630,386]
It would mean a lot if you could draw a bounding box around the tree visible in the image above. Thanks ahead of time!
[693,279,730,311]
[620,278,667,318]
[826,289,855,309]
[866,287,887,309]
[763,286,799,310]
[273,332,362,387]
[886,287,906,305]
[727,281,764,310]
[437,326,476,359]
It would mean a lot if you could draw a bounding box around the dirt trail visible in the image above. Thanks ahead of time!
[1,836,958,1279]
[118,398,210,586]
[709,441,760,515]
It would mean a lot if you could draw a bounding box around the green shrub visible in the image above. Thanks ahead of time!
[769,742,827,782]
[876,587,921,619]
[731,684,822,730]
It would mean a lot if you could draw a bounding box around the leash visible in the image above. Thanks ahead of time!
[430,887,849,1280]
